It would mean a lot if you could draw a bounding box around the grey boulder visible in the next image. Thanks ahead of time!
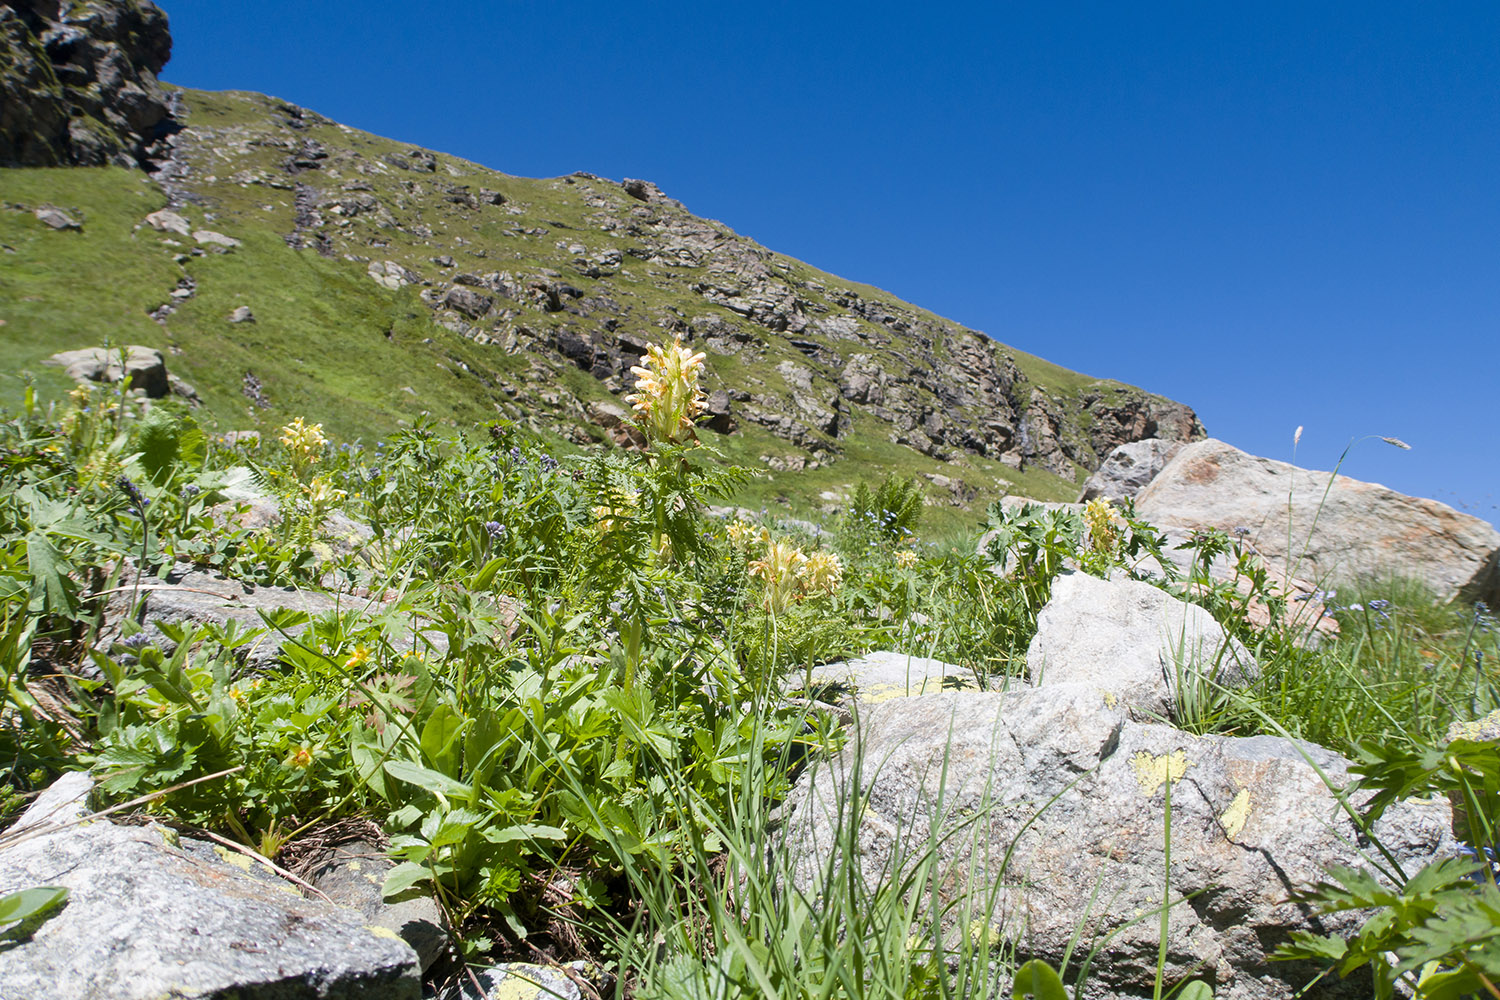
[1027,570,1258,720]
[1135,439,1500,605]
[310,839,450,974]
[781,686,1457,1000]
[0,774,420,1000]
[792,650,987,708]
[1078,438,1183,503]
[46,344,170,398]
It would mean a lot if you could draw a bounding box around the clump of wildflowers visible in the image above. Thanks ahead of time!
[279,417,327,474]
[748,539,842,614]
[894,550,919,569]
[1082,497,1123,571]
[624,338,707,447]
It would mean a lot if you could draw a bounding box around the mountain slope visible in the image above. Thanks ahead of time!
[1,6,1203,516]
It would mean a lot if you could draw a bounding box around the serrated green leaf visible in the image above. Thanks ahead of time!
[382,861,431,899]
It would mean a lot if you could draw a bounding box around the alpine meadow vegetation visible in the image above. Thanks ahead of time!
[1,342,1497,999]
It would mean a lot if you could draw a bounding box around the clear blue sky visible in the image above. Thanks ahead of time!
[162,2,1499,527]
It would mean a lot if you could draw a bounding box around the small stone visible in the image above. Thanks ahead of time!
[228,305,255,323]
[192,230,241,248]
[35,206,81,230]
[144,209,192,235]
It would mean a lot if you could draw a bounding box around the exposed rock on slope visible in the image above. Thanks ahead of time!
[1,2,1203,509]
[0,0,176,167]
[1136,439,1500,604]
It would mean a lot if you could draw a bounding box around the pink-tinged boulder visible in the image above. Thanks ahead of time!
[1135,439,1500,605]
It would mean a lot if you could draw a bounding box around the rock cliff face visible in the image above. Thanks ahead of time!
[0,0,175,167]
[1,1,1204,505]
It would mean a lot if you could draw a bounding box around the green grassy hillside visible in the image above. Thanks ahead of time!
[1,86,1202,525]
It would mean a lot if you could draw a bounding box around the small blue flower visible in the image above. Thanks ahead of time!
[484,521,505,540]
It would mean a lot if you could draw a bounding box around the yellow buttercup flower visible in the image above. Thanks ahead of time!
[284,745,314,770]
[344,644,371,669]
[624,338,707,446]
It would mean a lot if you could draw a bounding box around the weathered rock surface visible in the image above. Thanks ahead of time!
[1027,570,1258,720]
[783,686,1457,1000]
[436,963,584,1000]
[100,561,448,671]
[0,0,177,168]
[310,839,450,974]
[1079,438,1183,503]
[792,650,986,707]
[1136,439,1500,605]
[0,773,421,1000]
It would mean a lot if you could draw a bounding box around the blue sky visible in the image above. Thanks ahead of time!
[163,2,1498,526]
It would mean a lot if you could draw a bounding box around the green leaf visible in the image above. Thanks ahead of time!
[25,530,76,618]
[1176,981,1214,1000]
[1012,959,1069,1000]
[420,704,464,778]
[384,759,472,799]
[381,861,431,899]
[470,556,506,592]
[0,886,69,935]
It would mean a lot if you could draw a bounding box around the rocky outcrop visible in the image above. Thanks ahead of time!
[1079,438,1183,503]
[1026,571,1258,720]
[1136,439,1500,604]
[0,0,177,168]
[782,686,1457,1000]
[0,773,421,999]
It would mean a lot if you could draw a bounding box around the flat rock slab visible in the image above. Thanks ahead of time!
[102,562,449,671]
[792,650,986,706]
[0,776,420,1000]
[311,839,450,973]
[1027,570,1257,720]
[1136,438,1500,605]
[783,685,1456,1000]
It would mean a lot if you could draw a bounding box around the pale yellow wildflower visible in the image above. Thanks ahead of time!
[344,644,372,669]
[624,338,707,446]
[726,520,756,546]
[279,417,327,466]
[1083,497,1122,559]
[800,551,843,596]
[894,550,919,569]
[749,541,809,614]
[593,493,637,533]
[304,476,347,508]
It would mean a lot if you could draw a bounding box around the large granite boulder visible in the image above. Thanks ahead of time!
[782,686,1456,1000]
[1078,438,1183,503]
[1026,571,1257,720]
[1135,439,1500,605]
[0,773,420,999]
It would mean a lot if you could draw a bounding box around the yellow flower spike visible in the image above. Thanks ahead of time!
[894,550,919,569]
[623,338,708,446]
[1083,497,1122,558]
[278,417,327,467]
[726,520,755,546]
[304,477,347,507]
[749,540,809,615]
[799,551,843,597]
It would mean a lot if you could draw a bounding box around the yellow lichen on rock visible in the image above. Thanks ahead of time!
[1130,749,1191,796]
[1219,787,1251,839]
